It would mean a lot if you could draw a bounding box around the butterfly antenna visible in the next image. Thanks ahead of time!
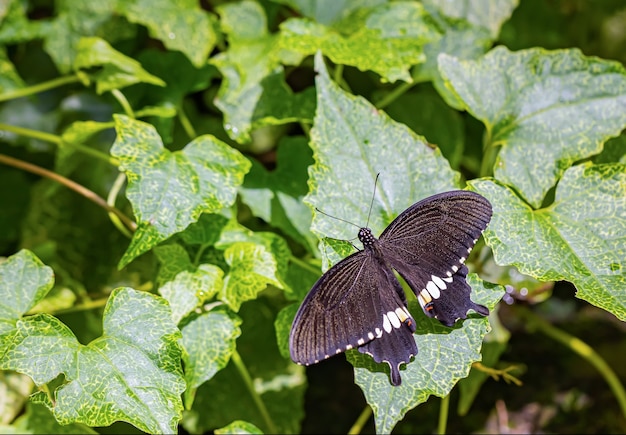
[314,207,361,229]
[365,172,380,228]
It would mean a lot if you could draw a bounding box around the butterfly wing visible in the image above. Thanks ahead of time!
[378,190,492,326]
[289,249,417,385]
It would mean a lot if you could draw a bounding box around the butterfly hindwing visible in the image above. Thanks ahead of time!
[289,248,417,385]
[379,190,492,325]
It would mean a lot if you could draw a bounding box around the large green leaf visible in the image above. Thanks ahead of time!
[0,252,185,433]
[278,2,441,83]
[305,51,461,248]
[111,115,251,268]
[470,163,626,321]
[439,46,626,207]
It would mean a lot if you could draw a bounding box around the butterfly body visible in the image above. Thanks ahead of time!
[289,190,492,386]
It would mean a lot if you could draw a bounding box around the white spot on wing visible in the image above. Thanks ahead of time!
[368,331,374,340]
[387,310,401,328]
[431,275,447,290]
[382,314,392,333]
[426,281,441,299]
[375,328,383,338]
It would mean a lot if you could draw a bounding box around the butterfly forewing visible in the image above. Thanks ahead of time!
[289,248,417,381]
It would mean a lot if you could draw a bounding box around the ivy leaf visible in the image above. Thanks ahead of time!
[73,36,165,94]
[159,265,224,323]
[220,242,282,312]
[211,1,308,143]
[305,51,461,251]
[439,46,626,207]
[0,250,53,337]
[10,402,98,435]
[0,46,25,92]
[119,0,217,68]
[0,281,185,434]
[348,276,503,434]
[180,306,242,407]
[240,136,317,253]
[278,2,441,83]
[470,163,626,321]
[111,115,251,268]
[39,0,122,73]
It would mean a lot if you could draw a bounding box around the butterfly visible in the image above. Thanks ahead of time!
[289,189,492,386]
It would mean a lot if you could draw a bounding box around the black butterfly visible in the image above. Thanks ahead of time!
[289,190,492,386]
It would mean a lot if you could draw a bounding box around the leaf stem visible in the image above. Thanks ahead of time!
[289,255,321,276]
[178,107,197,139]
[348,406,372,434]
[0,75,82,103]
[111,89,135,118]
[230,350,278,433]
[0,122,117,165]
[437,394,450,434]
[107,172,134,238]
[375,81,416,110]
[0,154,136,233]
[516,305,626,419]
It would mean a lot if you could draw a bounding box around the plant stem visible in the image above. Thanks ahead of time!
[0,122,117,165]
[437,394,450,434]
[375,81,416,110]
[231,350,277,433]
[111,89,135,118]
[348,406,372,434]
[0,75,82,103]
[517,305,626,419]
[0,154,136,233]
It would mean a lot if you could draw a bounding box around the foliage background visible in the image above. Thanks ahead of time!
[1,0,625,434]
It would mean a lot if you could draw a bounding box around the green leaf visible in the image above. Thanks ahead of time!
[73,36,165,94]
[61,120,114,145]
[348,276,504,434]
[1,287,185,434]
[9,402,98,434]
[111,115,251,268]
[278,2,441,83]
[423,0,519,39]
[159,265,224,323]
[470,162,626,321]
[220,242,282,312]
[0,47,25,93]
[210,1,310,143]
[41,0,124,74]
[120,0,217,68]
[182,298,305,434]
[0,250,53,336]
[215,420,263,435]
[305,51,461,251]
[180,306,242,406]
[240,136,317,253]
[153,243,195,287]
[439,46,626,207]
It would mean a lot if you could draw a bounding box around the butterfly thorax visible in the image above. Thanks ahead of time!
[358,227,376,245]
